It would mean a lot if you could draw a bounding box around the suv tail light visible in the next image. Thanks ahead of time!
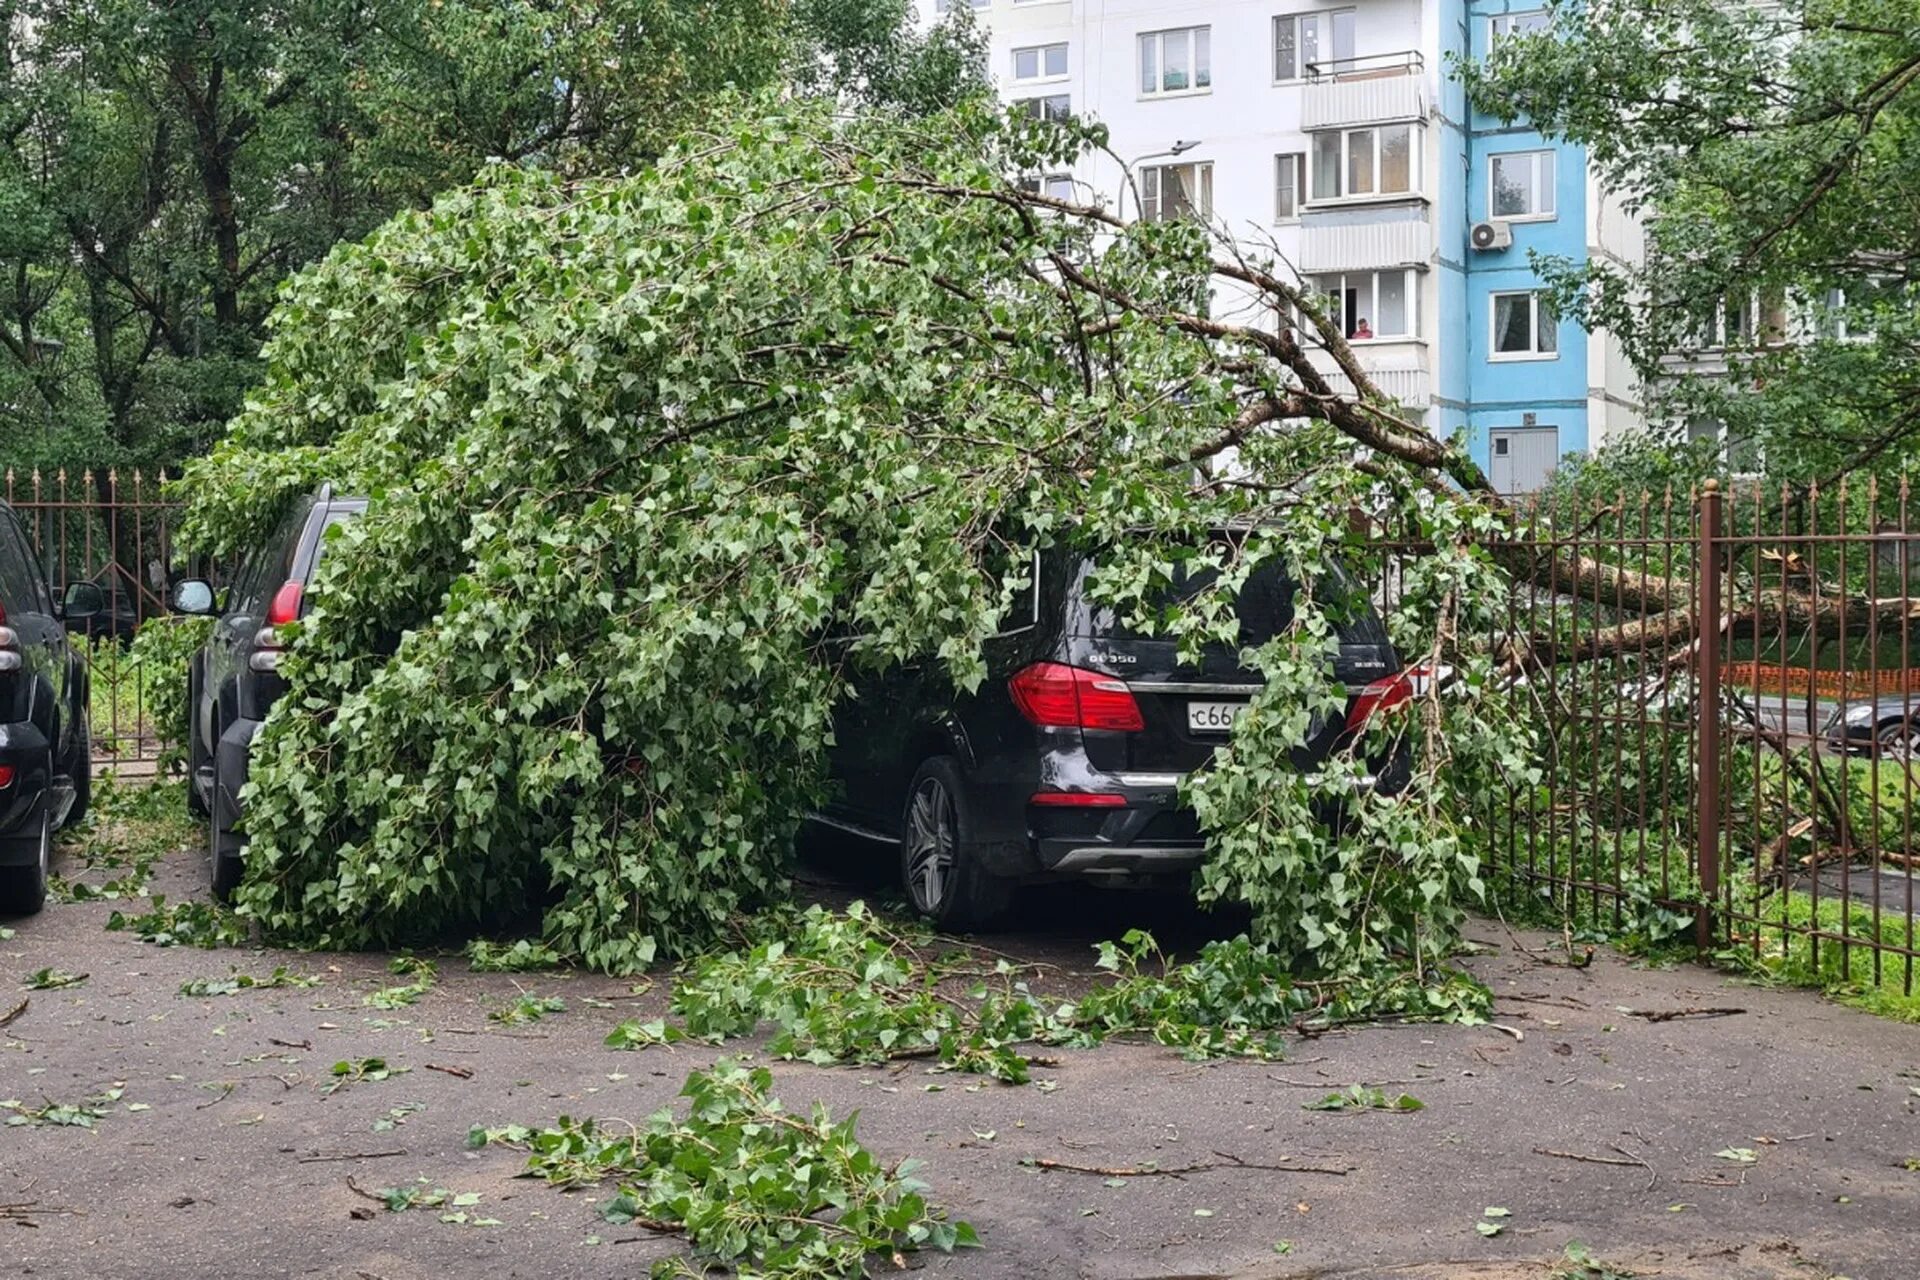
[250,580,306,672]
[1345,663,1442,732]
[1009,662,1145,733]
[0,763,14,789]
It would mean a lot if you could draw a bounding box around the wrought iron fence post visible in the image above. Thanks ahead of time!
[1696,480,1723,952]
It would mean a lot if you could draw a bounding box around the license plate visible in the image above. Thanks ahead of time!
[1187,701,1247,734]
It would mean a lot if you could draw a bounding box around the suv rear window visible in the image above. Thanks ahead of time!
[1078,556,1387,646]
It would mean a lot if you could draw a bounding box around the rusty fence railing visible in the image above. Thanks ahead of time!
[1432,478,1920,996]
[4,468,185,765]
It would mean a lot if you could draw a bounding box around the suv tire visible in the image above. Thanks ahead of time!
[0,811,51,917]
[64,713,92,830]
[899,757,1012,930]
[209,757,245,903]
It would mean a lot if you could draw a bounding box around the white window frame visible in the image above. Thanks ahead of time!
[1138,26,1212,98]
[1489,10,1549,44]
[1275,152,1305,221]
[1489,290,1559,361]
[1273,9,1357,82]
[1488,149,1556,221]
[1012,43,1069,83]
[1014,93,1073,123]
[1141,162,1213,222]
[1307,124,1421,204]
[1310,269,1420,342]
[1019,173,1077,201]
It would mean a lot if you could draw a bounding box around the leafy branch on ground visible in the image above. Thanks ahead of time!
[179,967,319,998]
[473,1059,975,1277]
[2,1086,127,1128]
[652,903,1486,1083]
[1302,1084,1425,1113]
[50,778,197,903]
[22,968,86,991]
[365,955,436,1009]
[323,1057,410,1095]
[105,896,249,948]
[490,994,566,1025]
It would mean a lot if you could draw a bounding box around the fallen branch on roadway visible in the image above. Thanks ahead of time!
[1024,1150,1351,1179]
[1630,1006,1745,1023]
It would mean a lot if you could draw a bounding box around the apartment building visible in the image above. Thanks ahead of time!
[926,0,1644,492]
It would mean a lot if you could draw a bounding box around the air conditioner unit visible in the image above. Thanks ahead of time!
[1470,220,1513,251]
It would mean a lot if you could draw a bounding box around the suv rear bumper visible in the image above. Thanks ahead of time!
[0,721,52,848]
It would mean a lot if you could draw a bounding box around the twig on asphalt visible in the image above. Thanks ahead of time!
[1025,1150,1351,1179]
[268,1037,311,1050]
[0,1199,79,1226]
[1267,1074,1432,1089]
[1535,1143,1658,1192]
[299,1148,408,1164]
[0,997,27,1029]
[195,1082,235,1109]
[424,1062,474,1079]
[1630,1006,1745,1023]
[345,1176,389,1203]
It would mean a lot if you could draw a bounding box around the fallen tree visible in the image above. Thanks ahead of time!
[179,98,1540,977]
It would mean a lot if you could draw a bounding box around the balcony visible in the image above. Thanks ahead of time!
[1315,360,1431,410]
[1299,217,1431,274]
[1301,51,1426,131]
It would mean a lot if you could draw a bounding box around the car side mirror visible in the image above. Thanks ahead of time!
[62,581,106,621]
[170,579,216,616]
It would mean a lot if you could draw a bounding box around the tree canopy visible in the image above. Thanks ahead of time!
[1464,0,1920,490]
[178,98,1519,977]
[0,0,985,473]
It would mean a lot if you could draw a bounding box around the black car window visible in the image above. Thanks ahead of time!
[1076,554,1389,647]
[232,497,315,616]
[0,510,42,617]
[1078,557,1297,645]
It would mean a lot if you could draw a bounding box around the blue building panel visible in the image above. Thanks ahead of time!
[1455,2,1594,486]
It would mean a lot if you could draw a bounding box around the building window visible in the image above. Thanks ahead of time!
[1018,173,1077,201]
[1489,10,1549,43]
[1139,27,1212,96]
[935,0,988,11]
[1490,150,1555,219]
[1309,124,1418,201]
[1142,162,1213,221]
[1274,9,1355,81]
[1310,269,1417,340]
[1491,291,1558,358]
[1015,94,1073,123]
[1013,43,1069,82]
[1275,153,1304,220]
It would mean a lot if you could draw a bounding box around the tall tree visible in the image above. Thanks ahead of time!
[0,0,987,474]
[1463,0,1920,492]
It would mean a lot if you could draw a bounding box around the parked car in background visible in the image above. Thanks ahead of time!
[808,546,1417,928]
[171,487,366,899]
[1825,697,1920,759]
[0,500,103,914]
[58,571,144,644]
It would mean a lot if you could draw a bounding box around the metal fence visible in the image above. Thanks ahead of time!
[4,468,183,765]
[1463,478,1920,995]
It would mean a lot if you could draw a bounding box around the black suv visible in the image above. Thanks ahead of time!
[810,548,1414,927]
[0,500,103,914]
[171,488,365,898]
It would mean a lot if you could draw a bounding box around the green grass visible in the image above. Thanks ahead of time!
[1722,886,1920,1022]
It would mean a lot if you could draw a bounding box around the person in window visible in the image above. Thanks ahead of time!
[1352,317,1373,340]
